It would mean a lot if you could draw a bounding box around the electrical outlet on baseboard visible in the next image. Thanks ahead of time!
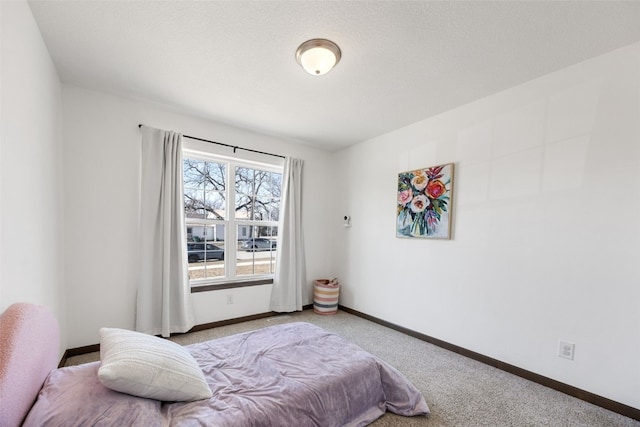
[558,340,575,360]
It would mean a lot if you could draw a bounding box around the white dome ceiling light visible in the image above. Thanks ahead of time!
[295,39,342,76]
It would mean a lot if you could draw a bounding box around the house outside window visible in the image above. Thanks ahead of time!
[183,152,282,287]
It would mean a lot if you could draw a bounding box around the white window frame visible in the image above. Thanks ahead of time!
[183,149,283,288]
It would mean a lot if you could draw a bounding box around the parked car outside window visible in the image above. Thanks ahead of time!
[241,238,277,252]
[187,243,224,263]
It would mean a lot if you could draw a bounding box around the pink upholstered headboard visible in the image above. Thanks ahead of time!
[0,303,60,427]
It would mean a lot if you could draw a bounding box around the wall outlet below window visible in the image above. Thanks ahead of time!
[558,340,575,360]
[226,294,234,305]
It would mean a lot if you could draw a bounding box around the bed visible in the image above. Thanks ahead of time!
[0,302,429,426]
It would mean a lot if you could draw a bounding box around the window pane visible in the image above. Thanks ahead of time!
[253,170,269,196]
[255,173,282,221]
[254,197,280,222]
[235,194,254,220]
[183,159,226,191]
[204,161,226,191]
[187,224,225,280]
[236,225,277,276]
[256,171,281,198]
[184,189,206,219]
[204,191,226,220]
[235,167,254,195]
[271,172,282,193]
[183,159,207,190]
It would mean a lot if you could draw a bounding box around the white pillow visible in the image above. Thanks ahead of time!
[98,327,212,402]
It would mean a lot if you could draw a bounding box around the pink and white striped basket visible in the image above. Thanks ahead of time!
[313,279,340,315]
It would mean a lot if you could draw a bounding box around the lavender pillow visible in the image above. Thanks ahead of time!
[23,362,163,427]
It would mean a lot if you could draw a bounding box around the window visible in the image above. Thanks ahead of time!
[183,153,282,287]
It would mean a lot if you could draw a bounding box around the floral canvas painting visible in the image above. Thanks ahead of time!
[397,163,454,239]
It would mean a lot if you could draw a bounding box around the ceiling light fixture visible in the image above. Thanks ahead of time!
[295,39,341,76]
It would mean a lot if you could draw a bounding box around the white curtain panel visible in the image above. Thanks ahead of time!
[136,126,195,337]
[270,158,306,312]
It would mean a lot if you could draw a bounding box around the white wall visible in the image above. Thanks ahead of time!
[62,85,333,348]
[0,0,66,353]
[330,42,640,408]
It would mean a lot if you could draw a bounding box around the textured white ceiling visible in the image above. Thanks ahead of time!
[28,0,640,151]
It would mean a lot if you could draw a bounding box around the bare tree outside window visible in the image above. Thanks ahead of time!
[184,159,226,220]
[235,167,281,226]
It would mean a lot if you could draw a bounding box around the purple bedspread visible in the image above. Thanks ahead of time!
[24,322,429,426]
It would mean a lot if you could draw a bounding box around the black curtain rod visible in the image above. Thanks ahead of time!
[138,124,285,159]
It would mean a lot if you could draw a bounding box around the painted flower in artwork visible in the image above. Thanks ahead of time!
[426,180,446,199]
[410,172,428,191]
[397,164,453,238]
[410,194,429,213]
[397,188,413,206]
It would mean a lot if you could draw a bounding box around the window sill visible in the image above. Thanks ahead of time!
[190,278,274,293]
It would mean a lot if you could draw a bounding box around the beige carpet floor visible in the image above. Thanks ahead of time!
[65,310,639,427]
